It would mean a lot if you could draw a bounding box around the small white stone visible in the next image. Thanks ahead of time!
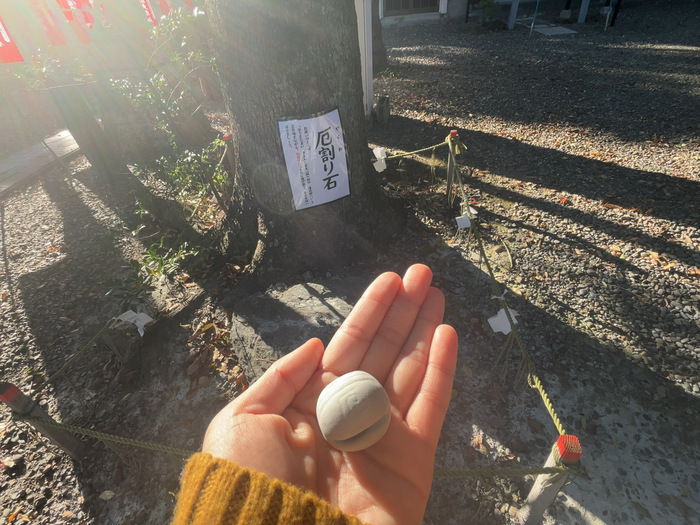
[316,370,391,451]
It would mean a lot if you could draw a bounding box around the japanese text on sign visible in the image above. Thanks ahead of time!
[278,109,350,211]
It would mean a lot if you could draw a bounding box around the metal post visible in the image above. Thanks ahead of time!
[528,0,541,38]
[611,0,622,26]
[0,382,83,460]
[515,435,583,524]
[578,0,591,23]
[508,0,521,30]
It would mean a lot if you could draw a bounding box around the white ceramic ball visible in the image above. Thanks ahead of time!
[316,370,391,452]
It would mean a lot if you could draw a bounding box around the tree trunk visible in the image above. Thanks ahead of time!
[49,87,207,246]
[49,84,129,184]
[207,0,403,281]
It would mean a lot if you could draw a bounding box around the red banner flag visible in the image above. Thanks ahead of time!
[55,0,95,44]
[140,0,157,26]
[55,1,95,28]
[0,15,24,63]
[30,0,68,46]
[156,0,171,16]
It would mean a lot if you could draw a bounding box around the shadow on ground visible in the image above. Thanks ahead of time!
[3,165,213,523]
[383,0,700,144]
[365,112,700,521]
[224,209,700,523]
[373,115,700,229]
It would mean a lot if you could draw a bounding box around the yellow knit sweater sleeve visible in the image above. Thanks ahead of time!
[172,453,365,525]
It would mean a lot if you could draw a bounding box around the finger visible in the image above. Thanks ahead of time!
[384,287,445,414]
[405,324,458,447]
[359,264,434,383]
[235,338,325,415]
[321,271,402,373]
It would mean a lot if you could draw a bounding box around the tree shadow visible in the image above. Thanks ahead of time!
[6,165,197,523]
[17,168,130,384]
[372,116,699,370]
[381,1,700,144]
[367,109,700,520]
[208,206,700,522]
[428,244,700,523]
[373,115,700,229]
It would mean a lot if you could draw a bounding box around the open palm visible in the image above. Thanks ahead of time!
[203,264,458,524]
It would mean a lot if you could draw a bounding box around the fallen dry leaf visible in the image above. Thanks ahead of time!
[99,490,116,500]
[497,452,516,462]
[472,434,488,455]
[234,372,248,387]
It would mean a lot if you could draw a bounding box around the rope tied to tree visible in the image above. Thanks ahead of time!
[13,413,194,458]
[441,131,568,438]
[8,133,577,487]
[384,140,449,160]
[11,413,584,480]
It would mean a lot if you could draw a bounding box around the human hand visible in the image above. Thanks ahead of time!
[202,264,458,524]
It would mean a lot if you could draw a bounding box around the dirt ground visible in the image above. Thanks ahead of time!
[1,1,699,524]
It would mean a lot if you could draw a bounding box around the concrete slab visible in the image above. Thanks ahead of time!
[0,130,78,197]
[532,24,577,35]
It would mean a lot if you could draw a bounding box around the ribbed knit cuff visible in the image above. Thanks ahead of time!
[172,453,364,525]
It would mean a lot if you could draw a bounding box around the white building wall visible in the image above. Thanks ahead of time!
[355,0,373,117]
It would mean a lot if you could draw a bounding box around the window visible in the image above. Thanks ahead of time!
[384,0,439,17]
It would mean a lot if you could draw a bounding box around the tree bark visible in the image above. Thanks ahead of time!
[49,87,207,246]
[207,0,403,281]
[49,84,128,184]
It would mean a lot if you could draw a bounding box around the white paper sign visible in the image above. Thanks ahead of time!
[372,146,387,173]
[488,308,518,335]
[278,109,350,210]
[456,213,471,229]
[115,310,154,337]
[456,207,478,229]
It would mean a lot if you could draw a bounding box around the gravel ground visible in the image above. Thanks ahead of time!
[1,0,699,523]
[374,0,700,399]
[374,1,700,522]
